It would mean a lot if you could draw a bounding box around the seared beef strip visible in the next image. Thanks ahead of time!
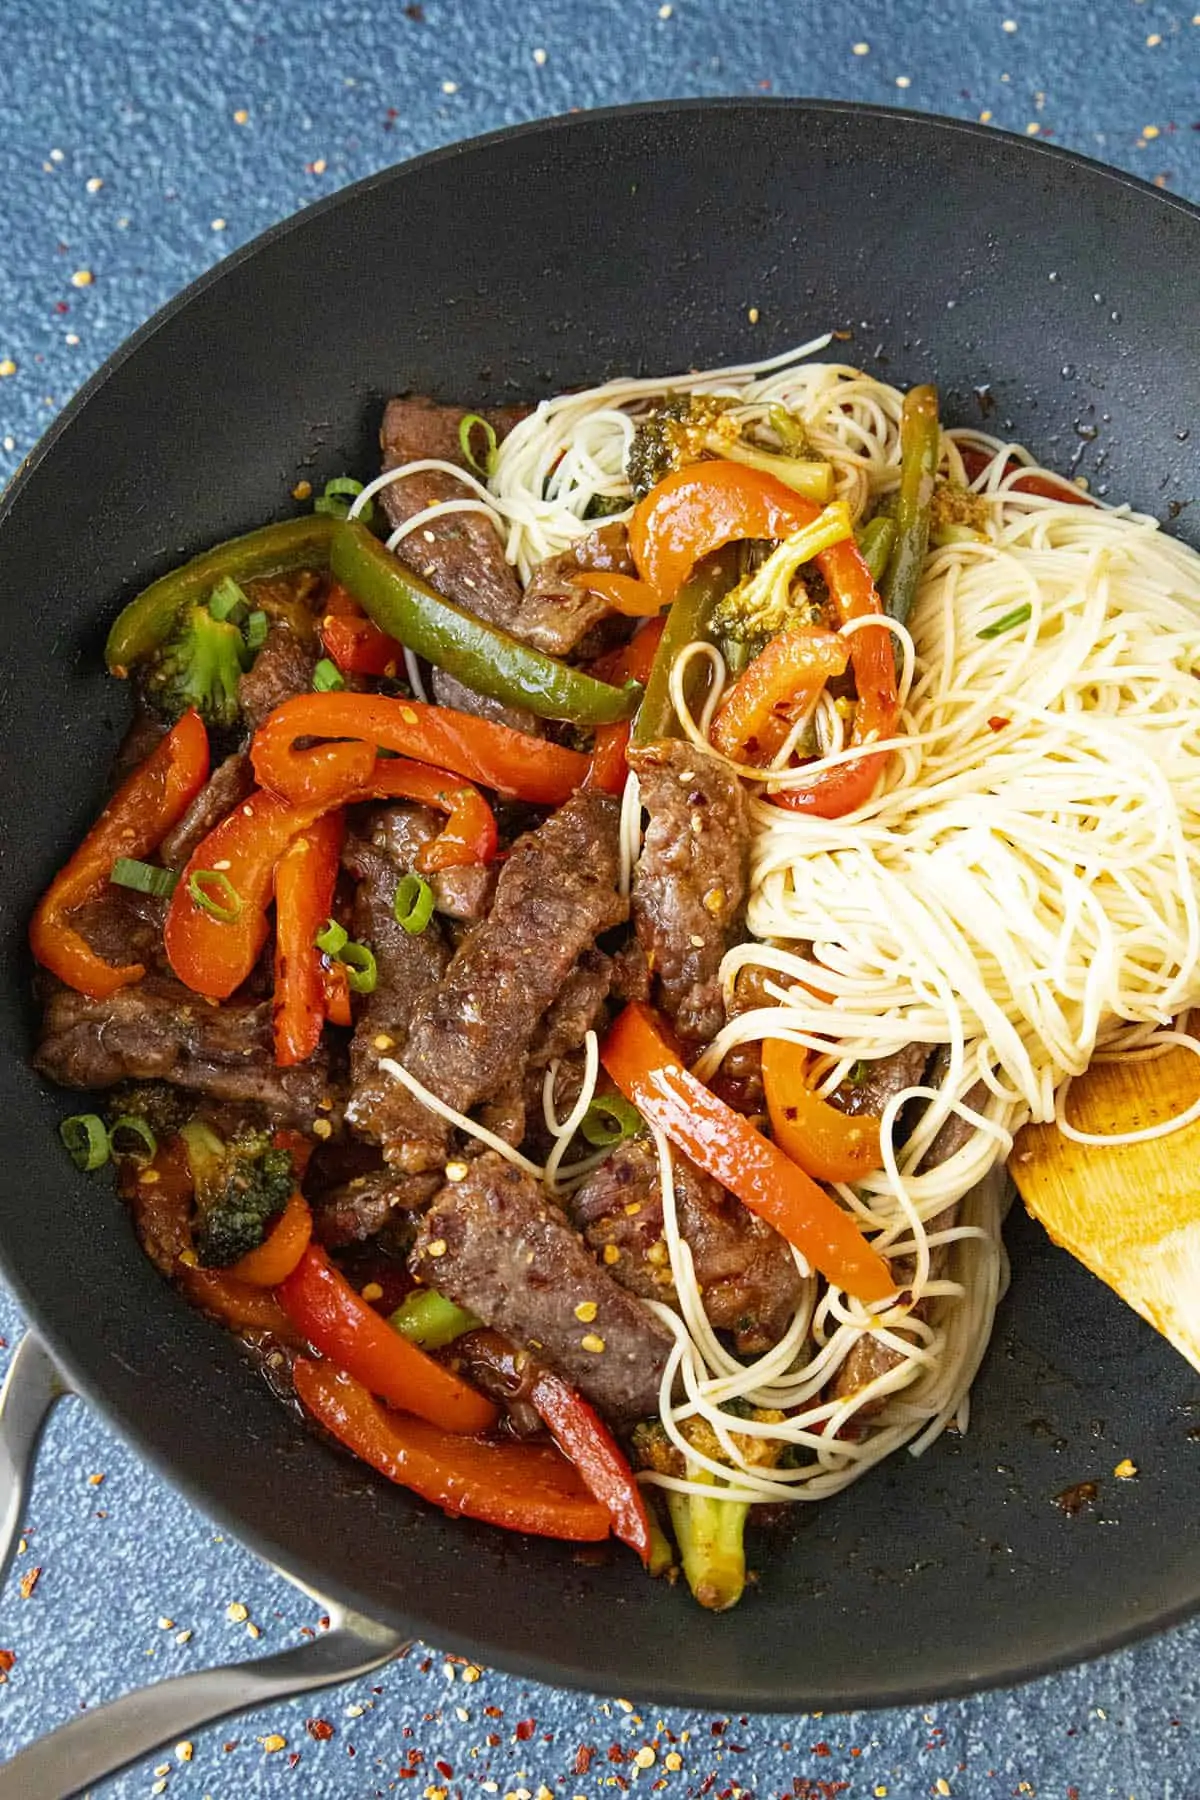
[70,888,169,977]
[35,980,331,1124]
[834,1041,931,1119]
[572,1137,803,1354]
[342,808,450,1153]
[238,619,318,731]
[314,1168,440,1247]
[429,667,542,738]
[378,790,626,1173]
[512,520,632,659]
[160,752,253,870]
[453,1328,545,1438]
[629,740,749,1045]
[379,397,614,659]
[412,1153,672,1424]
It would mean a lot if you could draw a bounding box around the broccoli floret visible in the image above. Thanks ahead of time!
[625,393,739,499]
[712,566,824,649]
[929,479,991,546]
[143,599,250,729]
[632,1410,785,1612]
[104,1081,193,1142]
[180,1122,296,1268]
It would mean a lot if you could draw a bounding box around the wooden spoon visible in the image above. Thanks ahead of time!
[1010,1045,1200,1373]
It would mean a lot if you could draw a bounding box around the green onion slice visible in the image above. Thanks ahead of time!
[393,872,435,936]
[110,857,179,899]
[580,1093,644,1149]
[389,1288,480,1349]
[60,1113,110,1171]
[340,940,378,994]
[243,608,269,651]
[312,657,346,692]
[208,576,250,622]
[458,413,498,478]
[315,476,375,526]
[187,869,244,923]
[107,1115,158,1163]
[314,917,349,957]
[977,603,1033,640]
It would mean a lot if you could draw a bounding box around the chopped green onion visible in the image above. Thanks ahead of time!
[458,412,498,478]
[340,940,377,994]
[186,869,244,923]
[848,1059,870,1087]
[393,872,435,936]
[977,603,1033,640]
[208,576,249,623]
[107,1115,158,1163]
[243,608,269,651]
[390,1288,480,1349]
[110,857,179,899]
[580,1093,644,1149]
[314,917,349,957]
[60,1113,110,1172]
[312,657,346,692]
[314,476,374,526]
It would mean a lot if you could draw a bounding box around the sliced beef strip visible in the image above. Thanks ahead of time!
[572,1137,803,1355]
[342,810,450,1153]
[237,619,318,731]
[452,1328,545,1438]
[412,1152,672,1424]
[69,888,169,977]
[35,979,331,1125]
[829,1071,989,1410]
[379,790,626,1173]
[160,752,253,870]
[833,1040,932,1119]
[628,739,750,1046]
[379,397,614,659]
[313,1168,441,1248]
[513,520,633,660]
[429,667,543,738]
[428,861,496,922]
[516,947,614,1151]
[110,705,168,786]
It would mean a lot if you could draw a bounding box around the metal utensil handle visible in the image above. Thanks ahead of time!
[0,1332,409,1800]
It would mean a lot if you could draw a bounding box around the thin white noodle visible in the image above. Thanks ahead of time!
[543,1031,600,1191]
[402,647,429,703]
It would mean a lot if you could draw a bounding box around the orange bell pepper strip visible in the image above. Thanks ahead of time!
[225,1190,313,1287]
[586,617,667,796]
[251,692,590,811]
[709,625,849,764]
[369,759,498,872]
[322,960,352,1027]
[601,1002,894,1305]
[526,1364,652,1564]
[293,1360,611,1542]
[30,709,210,999]
[272,810,345,1067]
[569,569,664,617]
[179,1263,300,1338]
[761,1039,883,1185]
[279,1246,498,1434]
[628,463,899,817]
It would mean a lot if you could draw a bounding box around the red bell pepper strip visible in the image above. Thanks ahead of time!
[601,1003,894,1305]
[279,1246,498,1434]
[30,709,210,999]
[957,443,1097,506]
[526,1365,652,1564]
[761,1039,883,1185]
[320,582,408,677]
[251,692,590,811]
[293,1360,611,1542]
[709,625,849,765]
[586,617,667,796]
[272,810,345,1067]
[226,1190,313,1287]
[322,960,352,1027]
[628,463,900,818]
[369,759,498,872]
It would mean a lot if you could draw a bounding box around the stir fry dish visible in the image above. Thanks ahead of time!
[31,338,1200,1609]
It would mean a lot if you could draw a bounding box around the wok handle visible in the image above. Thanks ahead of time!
[0,1332,410,1800]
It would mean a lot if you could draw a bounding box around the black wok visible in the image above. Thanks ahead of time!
[2,100,1199,1713]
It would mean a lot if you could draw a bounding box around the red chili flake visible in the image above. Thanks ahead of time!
[319,1615,331,1630]
[515,1720,536,1742]
[613,1779,629,1793]
[486,1734,501,1748]
[397,1770,417,1779]
[0,1650,15,1675]
[1068,1790,1080,1800]
[711,1721,727,1736]
[608,1745,627,1763]
[986,716,1010,731]
[346,1744,356,1757]
[698,1778,716,1796]
[419,1657,432,1672]
[811,1743,831,1757]
[18,1566,41,1600]
[405,1749,424,1766]
[223,1741,239,1753]
[575,1746,596,1775]
[436,1762,453,1779]
[288,1753,301,1769]
[307,1719,335,1742]
[299,1626,316,1640]
[484,1705,503,1718]
[54,301,69,314]
[404,2,424,16]
[792,1784,849,1800]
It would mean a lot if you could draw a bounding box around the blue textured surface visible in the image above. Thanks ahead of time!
[4,2,1200,1794]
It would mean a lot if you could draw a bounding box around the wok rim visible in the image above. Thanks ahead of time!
[4,95,1200,1711]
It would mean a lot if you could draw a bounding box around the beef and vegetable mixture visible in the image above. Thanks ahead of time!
[29,370,1012,1612]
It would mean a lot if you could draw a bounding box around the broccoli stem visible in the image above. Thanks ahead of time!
[666,1471,748,1612]
[389,1287,480,1349]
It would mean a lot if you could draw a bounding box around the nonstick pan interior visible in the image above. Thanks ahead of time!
[2,101,1200,1709]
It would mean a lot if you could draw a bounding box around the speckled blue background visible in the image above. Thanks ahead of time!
[4,2,1200,1795]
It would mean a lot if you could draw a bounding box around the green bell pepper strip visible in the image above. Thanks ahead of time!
[331,520,639,727]
[881,385,940,626]
[389,1288,481,1350]
[631,552,738,748]
[105,514,340,673]
[855,514,896,585]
